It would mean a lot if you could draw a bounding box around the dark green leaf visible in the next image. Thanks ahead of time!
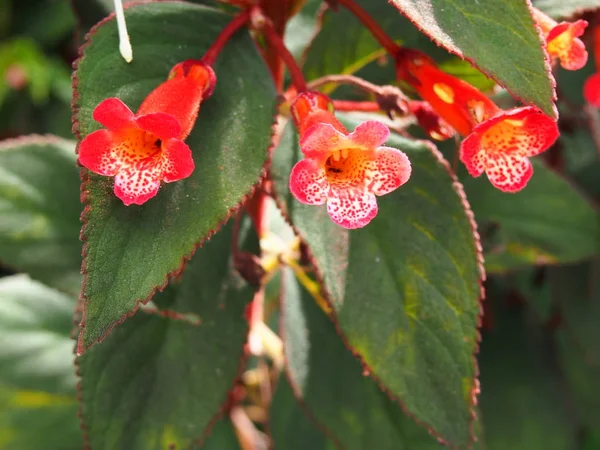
[533,0,600,18]
[270,376,337,450]
[271,118,482,446]
[302,0,448,86]
[0,275,82,450]
[479,288,576,450]
[73,2,276,351]
[272,268,443,450]
[462,161,600,273]
[389,0,556,117]
[78,219,256,450]
[193,418,241,450]
[0,136,82,295]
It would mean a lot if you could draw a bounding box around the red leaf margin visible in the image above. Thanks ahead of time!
[70,1,278,355]
[269,130,486,449]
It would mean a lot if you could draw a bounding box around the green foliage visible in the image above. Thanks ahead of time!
[0,0,599,449]
[272,119,482,446]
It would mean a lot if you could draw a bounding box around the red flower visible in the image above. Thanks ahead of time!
[532,8,588,71]
[289,92,411,229]
[584,26,600,107]
[460,107,559,192]
[78,60,216,205]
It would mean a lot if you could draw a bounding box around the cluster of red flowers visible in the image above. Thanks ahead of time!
[77,6,595,229]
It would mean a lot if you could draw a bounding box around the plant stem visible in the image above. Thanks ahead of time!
[335,0,401,55]
[201,9,251,66]
[333,100,381,112]
[260,19,307,92]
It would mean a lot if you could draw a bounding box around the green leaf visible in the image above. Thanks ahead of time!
[461,161,600,273]
[73,2,276,352]
[479,287,576,450]
[389,0,557,118]
[0,136,82,295]
[0,275,82,450]
[533,0,600,18]
[78,219,256,450]
[302,0,446,84]
[194,419,241,450]
[272,268,443,449]
[270,377,337,450]
[285,0,321,59]
[508,269,553,321]
[271,118,482,446]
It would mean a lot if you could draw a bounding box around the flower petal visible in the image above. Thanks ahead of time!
[78,129,121,176]
[461,107,559,167]
[547,20,588,70]
[347,121,390,149]
[460,135,486,178]
[367,146,411,196]
[299,123,348,159]
[326,188,378,229]
[162,138,195,183]
[92,98,135,130]
[584,73,600,107]
[113,166,162,206]
[289,158,328,205]
[135,112,182,140]
[484,154,533,193]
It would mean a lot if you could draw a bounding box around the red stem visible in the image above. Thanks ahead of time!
[333,100,380,112]
[201,9,251,66]
[261,20,307,92]
[335,0,401,56]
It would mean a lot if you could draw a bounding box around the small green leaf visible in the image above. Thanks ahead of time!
[0,275,82,450]
[271,118,482,446]
[273,268,444,449]
[78,219,256,450]
[479,286,576,450]
[462,161,600,273]
[533,0,600,18]
[73,2,276,351]
[389,0,557,117]
[0,136,81,295]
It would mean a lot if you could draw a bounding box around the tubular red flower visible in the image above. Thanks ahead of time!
[460,107,559,192]
[78,60,216,206]
[289,91,411,229]
[532,8,588,71]
[396,49,500,136]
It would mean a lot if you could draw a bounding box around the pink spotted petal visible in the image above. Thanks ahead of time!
[78,129,121,176]
[367,146,411,196]
[460,107,559,177]
[135,113,182,141]
[484,154,533,193]
[547,20,588,71]
[347,121,390,149]
[93,98,135,130]
[289,158,328,205]
[326,188,378,229]
[299,123,347,159]
[584,73,600,107]
[113,166,162,206]
[162,139,195,183]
